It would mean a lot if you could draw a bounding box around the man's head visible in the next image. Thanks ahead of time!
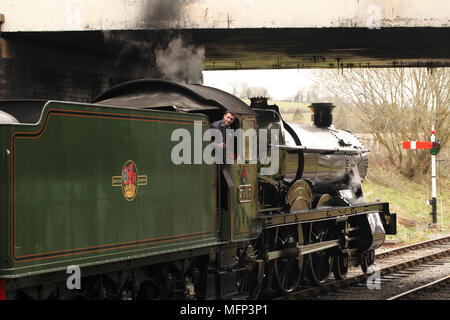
[223,111,236,126]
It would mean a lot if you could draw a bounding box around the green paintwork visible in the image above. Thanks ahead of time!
[228,115,259,241]
[229,164,258,241]
[0,101,220,277]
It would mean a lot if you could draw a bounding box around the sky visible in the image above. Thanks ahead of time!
[202,69,318,101]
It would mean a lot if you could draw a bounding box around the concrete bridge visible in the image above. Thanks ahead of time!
[0,0,449,101]
[2,0,448,31]
[1,0,449,69]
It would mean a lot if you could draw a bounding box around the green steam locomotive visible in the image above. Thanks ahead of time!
[0,79,395,299]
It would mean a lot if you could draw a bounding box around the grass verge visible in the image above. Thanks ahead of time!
[363,160,449,245]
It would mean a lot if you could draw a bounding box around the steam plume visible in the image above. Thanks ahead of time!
[155,36,205,84]
[103,31,204,85]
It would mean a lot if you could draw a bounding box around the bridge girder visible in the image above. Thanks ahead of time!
[1,0,449,69]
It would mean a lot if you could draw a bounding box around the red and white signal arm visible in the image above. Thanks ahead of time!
[402,141,433,149]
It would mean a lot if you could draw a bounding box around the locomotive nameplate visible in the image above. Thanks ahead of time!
[238,184,253,203]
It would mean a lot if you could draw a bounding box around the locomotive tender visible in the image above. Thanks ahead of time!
[0,79,396,299]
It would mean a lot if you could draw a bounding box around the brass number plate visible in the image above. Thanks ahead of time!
[238,185,252,203]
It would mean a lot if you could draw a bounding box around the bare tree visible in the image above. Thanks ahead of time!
[317,68,449,177]
[292,89,305,102]
[291,84,322,103]
[292,108,303,121]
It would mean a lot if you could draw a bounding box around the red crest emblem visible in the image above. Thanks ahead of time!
[112,160,148,201]
[122,160,138,201]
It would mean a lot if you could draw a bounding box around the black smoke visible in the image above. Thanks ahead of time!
[103,30,204,85]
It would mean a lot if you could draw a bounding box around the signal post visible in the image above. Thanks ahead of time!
[429,127,441,224]
[402,127,441,225]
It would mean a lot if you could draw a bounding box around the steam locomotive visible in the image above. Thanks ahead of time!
[0,79,396,300]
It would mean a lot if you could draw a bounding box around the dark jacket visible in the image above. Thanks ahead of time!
[211,119,234,162]
[211,119,227,130]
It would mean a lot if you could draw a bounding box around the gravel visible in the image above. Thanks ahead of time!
[312,241,450,300]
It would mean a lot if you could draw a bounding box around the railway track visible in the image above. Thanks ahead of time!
[387,275,450,300]
[376,235,450,259]
[274,235,450,300]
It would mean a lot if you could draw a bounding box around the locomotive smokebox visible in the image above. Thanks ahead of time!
[308,103,336,128]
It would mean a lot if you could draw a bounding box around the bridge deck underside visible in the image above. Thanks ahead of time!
[2,27,449,70]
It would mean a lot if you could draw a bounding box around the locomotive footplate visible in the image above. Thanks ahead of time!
[258,201,396,234]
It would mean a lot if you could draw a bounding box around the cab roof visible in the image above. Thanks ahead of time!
[92,78,255,115]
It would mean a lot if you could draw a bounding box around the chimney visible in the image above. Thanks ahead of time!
[308,103,336,128]
[249,97,269,108]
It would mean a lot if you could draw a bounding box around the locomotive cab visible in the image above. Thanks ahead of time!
[92,79,261,243]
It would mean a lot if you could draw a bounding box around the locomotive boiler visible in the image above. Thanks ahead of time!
[0,79,396,300]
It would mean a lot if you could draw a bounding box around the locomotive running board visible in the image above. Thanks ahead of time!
[272,144,369,155]
[258,201,396,235]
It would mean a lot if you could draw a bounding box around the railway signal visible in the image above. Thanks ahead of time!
[402,127,439,224]
[431,140,441,156]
